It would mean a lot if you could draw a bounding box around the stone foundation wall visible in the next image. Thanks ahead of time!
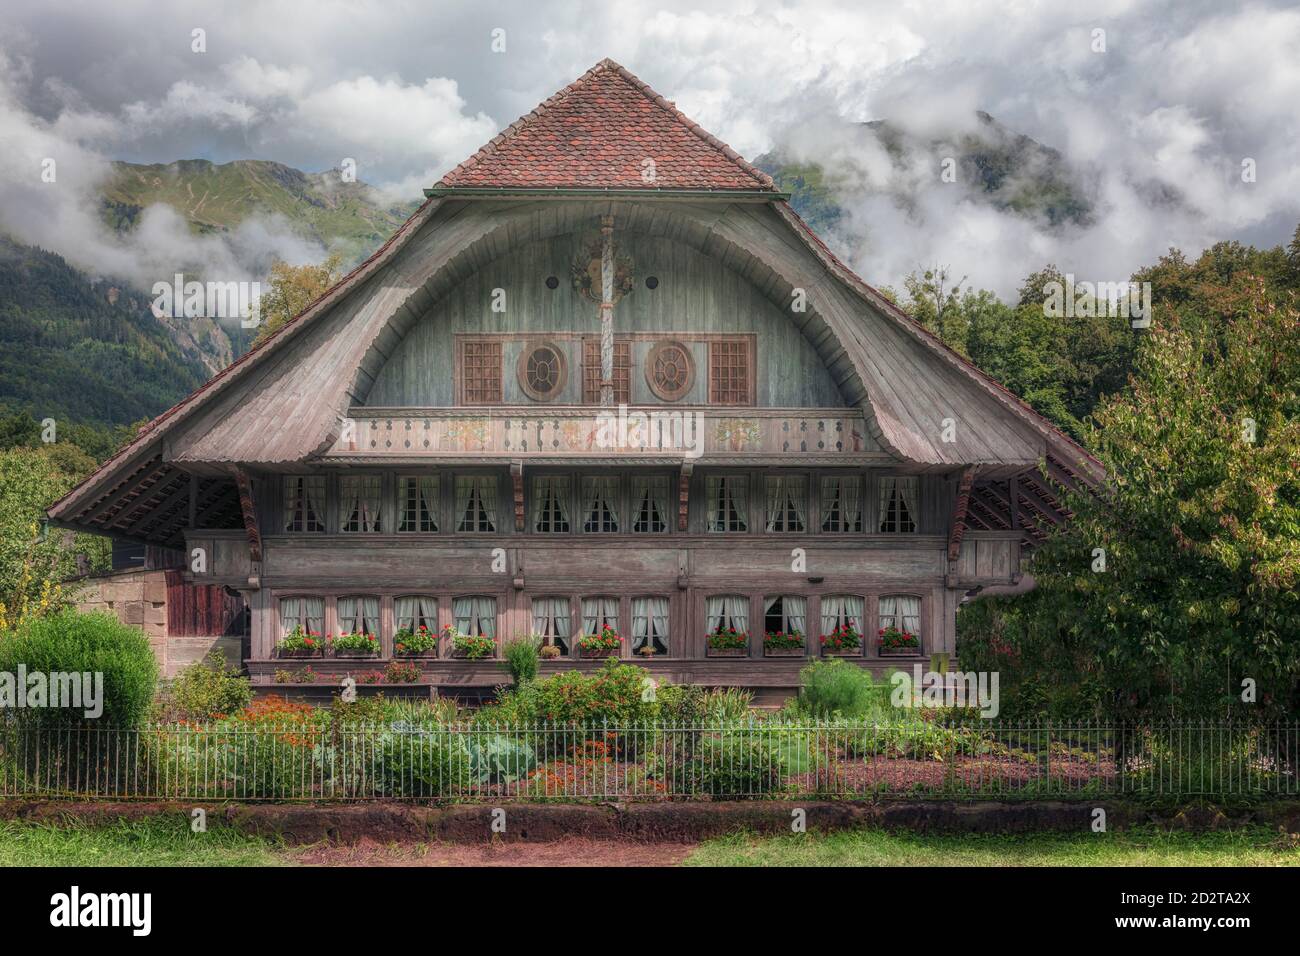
[71,569,241,678]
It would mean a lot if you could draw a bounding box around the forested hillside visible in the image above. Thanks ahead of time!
[0,237,211,426]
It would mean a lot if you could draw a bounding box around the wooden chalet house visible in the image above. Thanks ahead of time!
[49,60,1097,697]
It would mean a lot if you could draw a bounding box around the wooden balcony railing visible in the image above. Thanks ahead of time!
[325,406,883,463]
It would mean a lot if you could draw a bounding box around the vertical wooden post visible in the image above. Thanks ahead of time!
[599,214,615,407]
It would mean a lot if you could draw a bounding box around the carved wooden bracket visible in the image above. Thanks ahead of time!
[678,462,693,532]
[510,461,525,532]
[947,465,978,566]
[231,466,263,589]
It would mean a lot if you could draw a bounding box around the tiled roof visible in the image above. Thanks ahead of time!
[434,59,775,191]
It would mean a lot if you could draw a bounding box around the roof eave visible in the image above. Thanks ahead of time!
[423,186,788,201]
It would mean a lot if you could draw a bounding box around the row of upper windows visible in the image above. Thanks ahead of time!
[279,593,922,657]
[283,474,920,534]
[459,336,753,405]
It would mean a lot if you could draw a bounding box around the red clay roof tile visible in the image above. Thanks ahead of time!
[435,58,774,191]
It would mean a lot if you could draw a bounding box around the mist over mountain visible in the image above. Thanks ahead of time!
[757,112,1097,248]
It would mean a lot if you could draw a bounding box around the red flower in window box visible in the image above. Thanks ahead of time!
[819,623,862,654]
[877,626,919,653]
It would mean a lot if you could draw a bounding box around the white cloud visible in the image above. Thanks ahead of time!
[0,0,1295,302]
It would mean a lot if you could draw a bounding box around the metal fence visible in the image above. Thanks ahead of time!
[1,720,1296,802]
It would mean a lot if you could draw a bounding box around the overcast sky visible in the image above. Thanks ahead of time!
[2,0,1298,298]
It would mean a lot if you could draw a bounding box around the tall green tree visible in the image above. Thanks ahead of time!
[1030,279,1300,717]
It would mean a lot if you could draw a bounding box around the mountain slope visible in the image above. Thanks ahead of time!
[758,112,1093,238]
[0,237,211,426]
[101,159,420,258]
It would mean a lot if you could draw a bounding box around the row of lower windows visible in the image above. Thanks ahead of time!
[278,593,922,655]
[284,474,919,535]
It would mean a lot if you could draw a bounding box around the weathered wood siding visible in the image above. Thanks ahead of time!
[365,233,846,408]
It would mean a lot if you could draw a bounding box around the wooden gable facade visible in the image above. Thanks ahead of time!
[49,60,1099,697]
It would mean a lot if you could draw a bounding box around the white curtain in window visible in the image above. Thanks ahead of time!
[842,477,861,530]
[651,597,669,649]
[706,477,723,530]
[581,597,618,633]
[880,595,921,633]
[356,476,379,530]
[396,596,436,632]
[479,478,499,530]
[419,596,438,629]
[338,597,358,633]
[724,595,748,632]
[283,481,299,531]
[706,477,746,531]
[283,597,324,634]
[819,479,837,530]
[339,477,360,530]
[474,597,496,639]
[631,476,669,532]
[822,595,863,634]
[631,601,649,650]
[361,596,379,634]
[764,477,784,532]
[532,597,570,646]
[897,477,919,528]
[632,597,669,652]
[788,476,807,529]
[454,478,473,529]
[453,596,474,634]
[281,598,304,634]
[878,478,896,529]
[706,595,725,632]
[400,477,438,531]
[785,595,807,635]
[395,596,417,631]
[531,477,570,531]
[582,476,620,531]
[304,477,325,526]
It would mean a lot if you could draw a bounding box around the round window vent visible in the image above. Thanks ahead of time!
[645,340,694,401]
[545,275,559,290]
[518,341,567,401]
[645,275,659,289]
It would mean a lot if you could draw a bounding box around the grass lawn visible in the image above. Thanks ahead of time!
[0,818,1296,867]
[684,826,1300,867]
[0,818,287,867]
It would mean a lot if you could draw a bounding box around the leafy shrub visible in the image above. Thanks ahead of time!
[158,652,250,722]
[501,635,540,686]
[530,659,657,726]
[702,688,754,722]
[0,608,157,728]
[468,733,538,783]
[796,659,887,720]
[376,723,473,797]
[676,733,787,797]
[655,684,708,724]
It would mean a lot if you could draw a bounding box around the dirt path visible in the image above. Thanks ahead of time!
[293,837,696,867]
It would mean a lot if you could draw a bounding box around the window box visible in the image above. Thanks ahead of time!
[706,627,748,657]
[820,624,863,657]
[393,626,438,658]
[331,633,381,657]
[577,625,622,658]
[448,630,496,660]
[276,628,324,658]
[877,626,921,656]
[763,631,806,657]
